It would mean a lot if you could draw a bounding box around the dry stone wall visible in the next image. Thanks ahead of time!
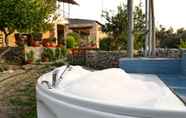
[85,51,127,69]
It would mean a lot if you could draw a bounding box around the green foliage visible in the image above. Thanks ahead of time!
[100,37,112,51]
[42,48,55,61]
[0,0,56,46]
[179,40,186,48]
[102,4,145,50]
[68,32,80,42]
[156,26,186,48]
[60,48,67,57]
[66,32,80,48]
[42,48,67,62]
[88,36,96,45]
[66,36,76,48]
[31,32,42,41]
[26,50,34,61]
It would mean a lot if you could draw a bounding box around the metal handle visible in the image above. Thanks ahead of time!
[41,81,52,89]
[52,64,72,88]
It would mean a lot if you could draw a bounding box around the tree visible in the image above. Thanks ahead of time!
[0,0,56,46]
[156,26,186,48]
[101,4,145,50]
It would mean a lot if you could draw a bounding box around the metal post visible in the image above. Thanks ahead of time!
[63,2,65,17]
[145,0,149,57]
[148,0,152,56]
[127,0,134,58]
[151,0,156,56]
[68,0,70,17]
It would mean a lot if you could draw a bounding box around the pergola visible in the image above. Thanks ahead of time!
[57,0,79,18]
[127,0,155,58]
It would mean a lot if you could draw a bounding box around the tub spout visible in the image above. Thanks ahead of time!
[52,65,72,88]
[52,70,58,88]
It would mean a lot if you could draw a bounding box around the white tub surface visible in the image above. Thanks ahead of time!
[39,66,186,111]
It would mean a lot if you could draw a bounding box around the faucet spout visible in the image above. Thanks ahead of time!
[52,70,59,87]
[52,65,72,88]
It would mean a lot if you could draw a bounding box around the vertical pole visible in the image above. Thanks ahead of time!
[145,0,149,57]
[148,0,152,56]
[63,2,65,17]
[127,0,134,58]
[151,0,156,56]
[68,0,70,18]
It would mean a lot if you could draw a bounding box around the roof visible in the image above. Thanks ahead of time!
[58,0,79,5]
[68,18,103,26]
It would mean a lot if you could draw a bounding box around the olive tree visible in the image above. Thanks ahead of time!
[0,0,56,46]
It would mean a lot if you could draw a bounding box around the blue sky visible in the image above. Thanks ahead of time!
[63,0,186,29]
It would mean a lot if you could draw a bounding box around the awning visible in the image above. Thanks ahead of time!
[58,0,79,5]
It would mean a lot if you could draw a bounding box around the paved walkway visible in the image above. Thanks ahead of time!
[159,74,186,103]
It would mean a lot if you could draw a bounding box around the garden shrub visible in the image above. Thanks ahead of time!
[26,50,34,61]
[42,48,55,62]
[55,48,61,59]
[42,48,67,62]
[66,32,80,48]
[66,36,76,48]
[100,37,112,51]
[60,48,67,57]
[179,40,186,48]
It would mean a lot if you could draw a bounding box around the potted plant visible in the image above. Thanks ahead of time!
[48,37,57,48]
[26,50,34,64]
[41,48,55,62]
[31,32,42,47]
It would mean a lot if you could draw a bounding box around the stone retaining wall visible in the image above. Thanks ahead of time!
[84,49,184,69]
[156,48,182,58]
[85,50,128,69]
[0,47,23,64]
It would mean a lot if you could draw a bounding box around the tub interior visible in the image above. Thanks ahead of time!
[39,66,186,111]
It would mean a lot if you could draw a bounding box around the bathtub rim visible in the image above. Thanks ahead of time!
[37,78,186,118]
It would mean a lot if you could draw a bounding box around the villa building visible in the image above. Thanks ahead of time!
[0,0,106,48]
[68,18,106,48]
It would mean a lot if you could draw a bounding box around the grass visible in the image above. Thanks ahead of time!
[0,64,55,118]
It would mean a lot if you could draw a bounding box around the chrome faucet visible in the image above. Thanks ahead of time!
[52,64,72,88]
[52,70,58,88]
[41,65,72,89]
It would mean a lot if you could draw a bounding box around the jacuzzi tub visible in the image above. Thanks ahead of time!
[36,66,186,118]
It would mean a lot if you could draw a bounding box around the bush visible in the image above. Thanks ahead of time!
[66,36,76,48]
[31,32,42,41]
[66,32,80,48]
[100,37,112,51]
[42,48,55,61]
[67,32,80,42]
[26,50,34,61]
[179,40,186,48]
[55,48,67,60]
[42,48,67,62]
[60,48,67,57]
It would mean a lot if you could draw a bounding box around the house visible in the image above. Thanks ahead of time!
[0,0,106,48]
[0,0,78,48]
[68,18,106,48]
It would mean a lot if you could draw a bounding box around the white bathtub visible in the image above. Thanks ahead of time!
[36,66,186,118]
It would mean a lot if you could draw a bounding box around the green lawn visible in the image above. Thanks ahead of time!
[0,64,54,118]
